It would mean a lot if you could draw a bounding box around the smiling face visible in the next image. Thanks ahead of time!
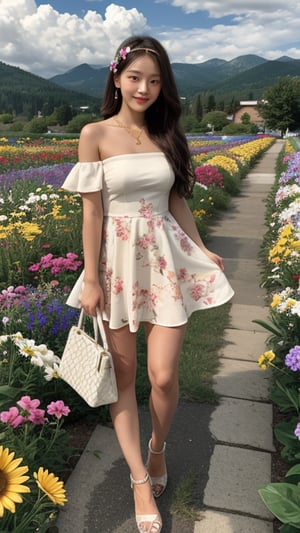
[114,54,162,114]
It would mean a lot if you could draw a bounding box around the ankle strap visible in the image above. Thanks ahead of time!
[130,472,149,486]
[148,438,166,455]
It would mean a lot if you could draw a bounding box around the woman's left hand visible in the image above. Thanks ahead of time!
[204,248,225,271]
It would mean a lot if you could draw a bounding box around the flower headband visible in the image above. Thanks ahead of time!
[110,46,159,73]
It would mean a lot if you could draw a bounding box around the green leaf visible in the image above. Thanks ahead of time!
[287,465,300,478]
[275,419,299,447]
[281,524,300,532]
[0,385,21,398]
[259,483,300,526]
[252,319,282,336]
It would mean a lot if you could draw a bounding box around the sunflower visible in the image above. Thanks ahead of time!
[0,446,30,517]
[34,467,67,506]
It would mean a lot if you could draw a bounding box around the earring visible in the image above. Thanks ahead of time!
[114,89,118,100]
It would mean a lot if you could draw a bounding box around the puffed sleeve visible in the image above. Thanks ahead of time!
[61,162,103,193]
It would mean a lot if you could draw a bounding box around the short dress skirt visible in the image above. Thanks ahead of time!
[62,153,234,332]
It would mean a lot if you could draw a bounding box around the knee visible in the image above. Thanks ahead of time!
[149,369,177,394]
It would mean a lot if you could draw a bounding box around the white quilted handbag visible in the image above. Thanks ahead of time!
[59,309,118,408]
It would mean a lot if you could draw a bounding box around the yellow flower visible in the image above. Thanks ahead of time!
[34,467,67,506]
[0,446,30,517]
[270,294,282,308]
[258,350,276,370]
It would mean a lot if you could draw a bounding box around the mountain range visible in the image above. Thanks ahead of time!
[49,54,300,99]
[1,54,300,118]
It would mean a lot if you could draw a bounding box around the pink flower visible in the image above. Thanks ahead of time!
[178,268,189,281]
[28,408,46,425]
[119,46,130,59]
[136,234,155,249]
[17,395,41,412]
[190,283,204,301]
[180,237,193,255]
[28,263,40,272]
[138,199,153,219]
[0,406,25,428]
[115,219,129,240]
[158,256,167,270]
[47,400,71,419]
[112,277,124,295]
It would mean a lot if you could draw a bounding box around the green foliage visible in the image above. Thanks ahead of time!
[241,112,251,124]
[66,113,96,133]
[258,483,300,530]
[24,117,48,134]
[256,142,300,530]
[0,113,13,124]
[257,77,300,135]
[0,60,100,117]
[55,104,73,126]
[275,418,300,463]
[201,110,229,131]
[222,122,252,135]
[9,121,24,132]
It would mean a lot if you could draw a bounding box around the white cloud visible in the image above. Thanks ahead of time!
[0,0,300,78]
[0,1,147,77]
[158,0,298,16]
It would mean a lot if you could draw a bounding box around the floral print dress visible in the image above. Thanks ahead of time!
[62,153,234,332]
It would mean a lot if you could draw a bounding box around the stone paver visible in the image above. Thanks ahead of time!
[210,397,275,451]
[203,445,273,519]
[214,358,272,400]
[194,510,273,533]
[229,303,269,331]
[221,328,269,361]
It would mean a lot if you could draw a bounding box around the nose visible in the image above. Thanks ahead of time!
[137,80,148,94]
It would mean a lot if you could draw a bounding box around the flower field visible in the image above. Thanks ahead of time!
[0,133,276,531]
[253,140,300,530]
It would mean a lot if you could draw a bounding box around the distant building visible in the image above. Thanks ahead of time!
[233,101,265,129]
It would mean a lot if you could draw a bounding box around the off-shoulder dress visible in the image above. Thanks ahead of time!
[62,153,234,332]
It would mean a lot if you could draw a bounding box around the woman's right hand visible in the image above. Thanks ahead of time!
[80,280,105,317]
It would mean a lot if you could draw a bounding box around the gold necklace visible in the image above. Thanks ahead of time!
[114,117,144,145]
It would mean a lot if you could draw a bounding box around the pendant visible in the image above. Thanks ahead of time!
[136,138,141,145]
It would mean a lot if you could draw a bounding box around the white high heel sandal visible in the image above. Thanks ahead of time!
[146,439,168,499]
[130,472,162,533]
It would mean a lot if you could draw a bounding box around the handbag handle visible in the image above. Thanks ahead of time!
[78,308,109,351]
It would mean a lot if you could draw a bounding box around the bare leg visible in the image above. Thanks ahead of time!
[144,323,186,479]
[104,324,159,529]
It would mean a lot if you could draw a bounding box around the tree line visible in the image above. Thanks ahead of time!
[0,76,300,136]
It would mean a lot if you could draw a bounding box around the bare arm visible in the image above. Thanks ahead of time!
[78,124,105,315]
[169,189,224,271]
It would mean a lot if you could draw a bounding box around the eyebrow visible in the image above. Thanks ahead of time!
[126,68,161,77]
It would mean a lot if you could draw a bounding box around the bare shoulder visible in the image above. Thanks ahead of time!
[79,120,107,161]
[80,120,105,142]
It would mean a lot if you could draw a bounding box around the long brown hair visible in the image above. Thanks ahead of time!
[101,35,195,198]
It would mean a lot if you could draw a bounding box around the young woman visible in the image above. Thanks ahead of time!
[62,35,234,533]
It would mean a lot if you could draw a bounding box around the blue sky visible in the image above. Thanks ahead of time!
[34,0,230,30]
[1,0,300,78]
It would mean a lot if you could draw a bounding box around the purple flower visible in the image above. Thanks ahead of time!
[294,422,300,440]
[285,345,300,371]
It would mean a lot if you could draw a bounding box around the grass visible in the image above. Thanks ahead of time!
[179,302,231,402]
[170,473,200,520]
[136,302,232,404]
